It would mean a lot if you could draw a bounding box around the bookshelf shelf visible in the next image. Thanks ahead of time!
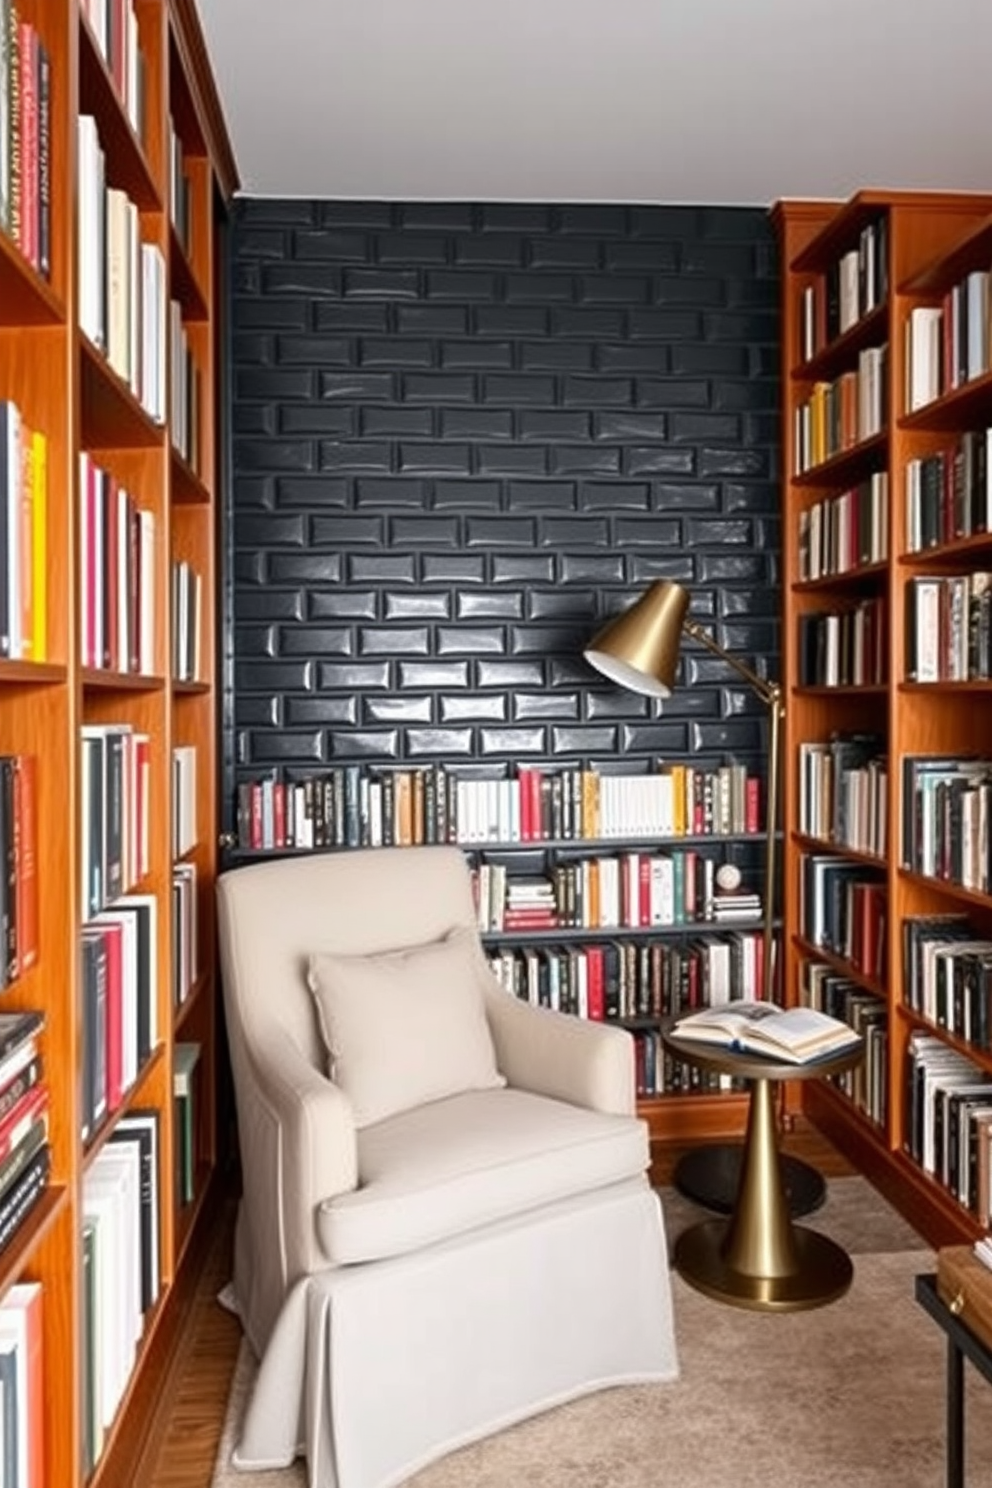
[79,336,165,449]
[170,446,211,505]
[228,830,766,862]
[77,12,161,212]
[791,304,888,384]
[776,189,992,1252]
[794,684,888,698]
[792,432,888,489]
[481,918,772,947]
[792,562,888,593]
[0,4,234,1483]
[0,236,64,325]
[898,1006,992,1079]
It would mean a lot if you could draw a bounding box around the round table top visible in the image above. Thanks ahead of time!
[660,1026,864,1084]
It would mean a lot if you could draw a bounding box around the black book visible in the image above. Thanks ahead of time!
[80,930,108,1138]
[1,757,14,982]
[0,1141,50,1253]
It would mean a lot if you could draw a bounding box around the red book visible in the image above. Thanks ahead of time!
[586,945,605,1021]
[84,457,98,667]
[100,921,124,1111]
[18,24,37,269]
[745,777,760,835]
[13,756,37,976]
[518,769,531,842]
[0,1081,47,1165]
[104,471,119,670]
[529,770,544,841]
[638,855,651,928]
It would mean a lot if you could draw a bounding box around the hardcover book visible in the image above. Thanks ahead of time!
[671,1000,862,1064]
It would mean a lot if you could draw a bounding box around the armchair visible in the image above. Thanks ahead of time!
[217,845,678,1488]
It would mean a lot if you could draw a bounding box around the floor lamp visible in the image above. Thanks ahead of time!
[583,579,825,1217]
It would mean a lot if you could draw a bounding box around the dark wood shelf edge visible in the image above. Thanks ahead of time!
[792,933,887,1000]
[0,1185,68,1295]
[898,1003,992,1076]
[803,1080,980,1248]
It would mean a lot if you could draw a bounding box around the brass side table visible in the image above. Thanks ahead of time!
[662,1028,863,1312]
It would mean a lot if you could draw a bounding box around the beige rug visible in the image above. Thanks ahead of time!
[212,1180,982,1488]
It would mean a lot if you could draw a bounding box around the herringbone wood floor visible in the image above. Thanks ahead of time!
[143,1122,854,1488]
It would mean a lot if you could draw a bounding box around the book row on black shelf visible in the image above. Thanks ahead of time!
[235,759,763,853]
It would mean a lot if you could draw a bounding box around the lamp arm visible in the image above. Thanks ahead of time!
[682,619,780,708]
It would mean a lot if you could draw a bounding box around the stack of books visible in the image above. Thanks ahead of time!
[708,890,763,924]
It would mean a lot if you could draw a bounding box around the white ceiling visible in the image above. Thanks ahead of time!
[194,0,992,207]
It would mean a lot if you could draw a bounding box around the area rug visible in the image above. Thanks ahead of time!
[211,1179,977,1488]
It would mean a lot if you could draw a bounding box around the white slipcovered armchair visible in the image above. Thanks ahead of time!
[217,844,678,1488]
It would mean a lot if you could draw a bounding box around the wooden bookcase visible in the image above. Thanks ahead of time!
[0,1,235,1482]
[774,190,992,1248]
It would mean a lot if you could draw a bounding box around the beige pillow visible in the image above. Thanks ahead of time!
[307,928,505,1128]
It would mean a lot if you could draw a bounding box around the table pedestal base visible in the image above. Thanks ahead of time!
[674,1218,853,1311]
[674,1142,827,1218]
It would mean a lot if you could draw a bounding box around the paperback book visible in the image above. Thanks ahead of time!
[671,1000,862,1064]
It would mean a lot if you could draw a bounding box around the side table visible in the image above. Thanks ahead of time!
[916,1273,992,1488]
[662,1028,863,1312]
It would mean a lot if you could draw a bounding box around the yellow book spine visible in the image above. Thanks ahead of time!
[670,764,686,837]
[31,430,46,661]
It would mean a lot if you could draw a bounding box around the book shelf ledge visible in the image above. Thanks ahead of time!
[899,1003,992,1077]
[80,336,167,450]
[0,660,68,687]
[172,678,210,695]
[792,561,888,592]
[0,233,64,327]
[78,10,162,213]
[793,432,888,488]
[227,830,768,860]
[0,1185,68,1296]
[793,683,888,698]
[481,919,774,946]
[789,191,893,273]
[169,225,209,323]
[899,212,992,295]
[792,933,887,1000]
[82,667,165,692]
[900,680,992,694]
[170,446,212,505]
[900,369,992,432]
[899,868,992,913]
[82,1044,166,1168]
[791,304,888,385]
[792,832,887,871]
[900,531,992,564]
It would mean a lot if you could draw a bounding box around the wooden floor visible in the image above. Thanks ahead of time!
[143,1120,855,1488]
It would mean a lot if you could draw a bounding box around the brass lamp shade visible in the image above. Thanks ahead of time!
[583,580,691,698]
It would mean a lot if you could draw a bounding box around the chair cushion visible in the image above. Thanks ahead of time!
[307,927,505,1128]
[316,1086,651,1265]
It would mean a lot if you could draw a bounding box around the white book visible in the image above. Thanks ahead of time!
[672,1000,860,1065]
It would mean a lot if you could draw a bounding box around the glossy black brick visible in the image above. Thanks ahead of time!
[228,199,780,842]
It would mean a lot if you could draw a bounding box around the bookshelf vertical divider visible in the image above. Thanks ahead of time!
[775,190,992,1248]
[0,2,235,1482]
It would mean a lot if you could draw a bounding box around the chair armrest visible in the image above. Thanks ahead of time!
[244,1028,358,1284]
[481,981,636,1116]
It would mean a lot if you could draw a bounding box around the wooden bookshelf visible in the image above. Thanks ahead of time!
[0,2,235,1483]
[774,189,992,1249]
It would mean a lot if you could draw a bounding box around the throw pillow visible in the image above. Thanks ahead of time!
[307,927,505,1128]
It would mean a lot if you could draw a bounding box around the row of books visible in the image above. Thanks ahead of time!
[0,755,36,990]
[79,452,155,675]
[78,114,167,423]
[172,560,203,683]
[906,1032,992,1224]
[0,1278,43,1488]
[792,345,887,474]
[796,474,888,582]
[80,898,158,1143]
[802,964,888,1128]
[901,755,992,894]
[235,761,763,853]
[0,6,50,281]
[631,1029,746,1099]
[799,858,886,980]
[905,276,990,413]
[172,744,197,859]
[905,430,992,553]
[167,118,192,253]
[80,0,145,142]
[797,598,886,688]
[80,724,151,922]
[904,914,992,1051]
[486,929,767,1024]
[82,1109,161,1474]
[0,404,46,663]
[906,572,992,684]
[797,735,888,858]
[0,1011,50,1265]
[473,856,762,935]
[798,214,888,361]
[169,302,201,470]
[173,861,197,1008]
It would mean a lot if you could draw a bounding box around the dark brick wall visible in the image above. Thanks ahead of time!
[224,200,780,830]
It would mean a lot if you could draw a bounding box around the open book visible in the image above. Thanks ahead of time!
[671,1001,862,1064]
